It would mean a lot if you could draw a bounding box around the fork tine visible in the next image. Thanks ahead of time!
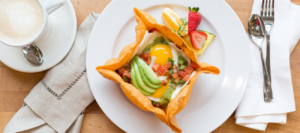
[261,0,265,16]
[268,0,271,17]
[272,0,275,17]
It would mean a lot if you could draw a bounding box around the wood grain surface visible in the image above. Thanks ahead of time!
[1,0,300,132]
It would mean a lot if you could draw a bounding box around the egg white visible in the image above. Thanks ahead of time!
[135,30,195,102]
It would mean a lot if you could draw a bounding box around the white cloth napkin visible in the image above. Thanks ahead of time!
[4,12,99,133]
[235,0,300,131]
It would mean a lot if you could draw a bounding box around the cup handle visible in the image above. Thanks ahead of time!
[43,0,65,14]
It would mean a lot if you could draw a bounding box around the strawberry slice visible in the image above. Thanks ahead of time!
[190,31,207,50]
[188,7,201,35]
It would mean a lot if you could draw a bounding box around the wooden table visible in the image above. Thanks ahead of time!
[1,0,300,132]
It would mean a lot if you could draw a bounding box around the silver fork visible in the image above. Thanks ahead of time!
[261,0,274,102]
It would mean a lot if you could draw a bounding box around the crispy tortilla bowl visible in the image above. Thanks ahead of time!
[96,8,220,133]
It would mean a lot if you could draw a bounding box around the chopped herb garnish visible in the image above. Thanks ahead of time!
[123,77,129,82]
[168,58,174,69]
[178,80,185,84]
[152,101,158,105]
[168,58,175,75]
[173,17,188,36]
[178,55,187,70]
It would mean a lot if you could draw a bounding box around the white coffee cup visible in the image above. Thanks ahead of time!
[0,0,65,47]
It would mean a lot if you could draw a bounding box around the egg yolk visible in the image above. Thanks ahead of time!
[152,79,169,98]
[150,44,173,66]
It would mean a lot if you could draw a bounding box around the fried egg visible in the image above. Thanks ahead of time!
[150,44,172,66]
[137,31,194,102]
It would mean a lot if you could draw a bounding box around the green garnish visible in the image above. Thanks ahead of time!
[173,17,188,36]
[123,77,129,82]
[178,80,185,84]
[168,58,175,75]
[168,58,174,69]
[152,101,158,106]
[178,55,187,70]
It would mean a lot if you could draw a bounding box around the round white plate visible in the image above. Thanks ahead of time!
[86,0,250,132]
[0,0,77,73]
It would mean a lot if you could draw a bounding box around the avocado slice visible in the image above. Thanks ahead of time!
[137,63,161,89]
[132,60,156,94]
[134,58,161,89]
[183,30,215,55]
[130,61,152,96]
[134,56,162,85]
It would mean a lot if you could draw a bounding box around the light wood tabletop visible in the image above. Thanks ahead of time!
[1,0,300,132]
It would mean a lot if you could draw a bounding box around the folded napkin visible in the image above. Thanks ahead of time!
[4,12,99,133]
[235,0,300,131]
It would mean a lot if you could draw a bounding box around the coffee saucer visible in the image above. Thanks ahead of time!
[0,0,77,73]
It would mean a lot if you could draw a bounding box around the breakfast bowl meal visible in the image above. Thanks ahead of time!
[96,7,220,132]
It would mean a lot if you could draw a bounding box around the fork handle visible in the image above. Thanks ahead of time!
[266,34,271,80]
[266,33,273,96]
[264,33,273,101]
[258,47,272,102]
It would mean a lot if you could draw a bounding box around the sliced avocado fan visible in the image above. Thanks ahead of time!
[134,57,161,89]
[130,61,152,96]
[132,59,156,94]
[134,56,162,85]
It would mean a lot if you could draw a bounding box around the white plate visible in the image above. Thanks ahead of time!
[0,0,77,73]
[86,0,250,132]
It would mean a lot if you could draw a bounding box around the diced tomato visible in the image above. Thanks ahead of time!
[183,75,191,82]
[150,28,158,33]
[124,63,130,69]
[172,68,178,74]
[190,61,199,69]
[172,74,178,79]
[178,70,187,78]
[146,58,151,65]
[143,53,150,59]
[165,62,172,69]
[173,65,178,70]
[138,53,144,58]
[156,103,164,109]
[137,54,143,59]
[118,67,125,76]
[138,53,151,64]
[163,70,170,76]
[174,77,181,83]
[157,65,167,75]
[155,72,159,76]
[123,70,131,78]
[184,67,193,74]
[152,63,160,72]
[161,80,167,86]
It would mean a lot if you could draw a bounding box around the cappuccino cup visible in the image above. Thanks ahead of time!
[0,0,65,47]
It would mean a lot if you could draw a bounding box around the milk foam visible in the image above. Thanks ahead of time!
[0,0,44,45]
